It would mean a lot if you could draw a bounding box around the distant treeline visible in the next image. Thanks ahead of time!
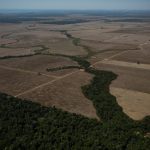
[0,16,48,23]
[41,19,89,25]
[1,10,150,24]
[0,15,89,24]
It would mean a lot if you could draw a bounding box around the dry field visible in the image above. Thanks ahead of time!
[81,40,136,53]
[110,87,150,120]
[89,49,125,64]
[0,47,38,57]
[0,67,54,96]
[0,55,79,76]
[45,39,87,56]
[111,44,150,64]
[18,71,99,119]
[0,17,150,120]
[0,25,87,56]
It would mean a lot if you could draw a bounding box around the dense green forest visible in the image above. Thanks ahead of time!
[0,91,150,150]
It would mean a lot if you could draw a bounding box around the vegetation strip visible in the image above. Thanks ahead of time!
[46,66,82,72]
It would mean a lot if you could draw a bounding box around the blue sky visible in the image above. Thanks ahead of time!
[0,0,150,10]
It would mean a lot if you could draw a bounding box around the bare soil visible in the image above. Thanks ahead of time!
[19,71,99,119]
[0,67,54,95]
[111,87,150,120]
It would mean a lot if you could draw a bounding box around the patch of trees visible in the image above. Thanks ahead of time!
[62,31,81,46]
[46,66,82,72]
[70,56,91,69]
[0,54,38,60]
[0,53,48,60]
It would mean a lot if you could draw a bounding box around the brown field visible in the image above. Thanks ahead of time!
[0,15,150,120]
[0,47,37,57]
[0,67,54,95]
[89,49,125,64]
[0,27,87,56]
[112,45,150,64]
[0,55,79,76]
[95,63,150,93]
[18,71,99,119]
[81,40,136,53]
[100,60,150,70]
[45,39,87,56]
[110,87,150,120]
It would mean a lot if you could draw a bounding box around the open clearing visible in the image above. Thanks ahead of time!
[0,55,79,76]
[110,87,150,120]
[18,71,99,120]
[100,60,150,70]
[112,45,150,64]
[0,47,37,57]
[81,40,136,53]
[0,67,54,95]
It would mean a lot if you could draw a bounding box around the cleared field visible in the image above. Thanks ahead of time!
[0,55,79,76]
[0,47,38,57]
[0,67,54,95]
[81,40,136,52]
[95,63,150,94]
[89,50,124,64]
[45,39,87,56]
[1,29,87,56]
[112,46,150,64]
[69,29,118,42]
[9,30,66,39]
[0,24,27,33]
[18,71,99,119]
[0,38,17,45]
[110,87,150,120]
[101,60,150,70]
[7,30,66,47]
[111,25,150,34]
[106,33,150,45]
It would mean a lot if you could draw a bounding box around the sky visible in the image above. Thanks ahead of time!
[0,0,150,10]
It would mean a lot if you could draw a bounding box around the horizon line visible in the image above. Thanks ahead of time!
[0,8,150,11]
